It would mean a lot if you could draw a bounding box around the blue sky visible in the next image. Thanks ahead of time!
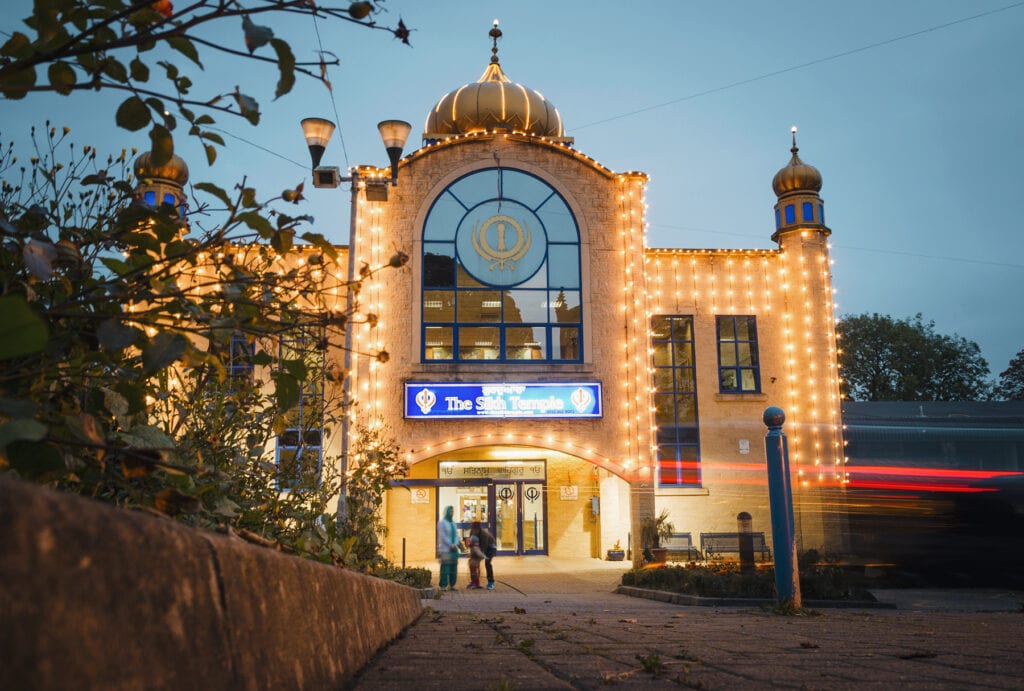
[3,1,1023,376]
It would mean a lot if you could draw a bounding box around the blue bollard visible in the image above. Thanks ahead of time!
[763,406,801,606]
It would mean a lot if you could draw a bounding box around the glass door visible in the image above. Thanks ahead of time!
[494,483,517,553]
[438,485,489,549]
[521,482,545,553]
[493,481,547,555]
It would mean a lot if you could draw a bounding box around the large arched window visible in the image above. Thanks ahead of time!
[421,168,582,362]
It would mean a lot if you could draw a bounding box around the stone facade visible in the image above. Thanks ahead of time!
[142,38,850,569]
[334,128,847,565]
[148,121,847,569]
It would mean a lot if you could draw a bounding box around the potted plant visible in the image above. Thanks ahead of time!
[606,540,625,561]
[640,509,674,563]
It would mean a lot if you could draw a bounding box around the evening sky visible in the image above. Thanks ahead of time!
[3,1,1022,376]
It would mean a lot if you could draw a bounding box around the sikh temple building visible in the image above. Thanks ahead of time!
[139,25,848,564]
[361,25,847,564]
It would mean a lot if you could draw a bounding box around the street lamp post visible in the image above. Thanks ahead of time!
[301,116,411,527]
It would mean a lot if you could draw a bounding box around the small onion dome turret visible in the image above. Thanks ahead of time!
[770,127,829,243]
[772,129,822,197]
[132,150,189,218]
[423,21,570,143]
[133,150,190,187]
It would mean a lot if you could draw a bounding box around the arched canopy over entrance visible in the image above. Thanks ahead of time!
[387,445,633,562]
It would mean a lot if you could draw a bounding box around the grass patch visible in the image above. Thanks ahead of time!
[514,638,535,654]
[675,648,699,662]
[765,601,821,616]
[636,652,667,676]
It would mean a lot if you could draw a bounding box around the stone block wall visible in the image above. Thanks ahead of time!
[0,476,422,690]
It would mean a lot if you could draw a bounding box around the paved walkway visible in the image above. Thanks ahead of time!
[349,558,1024,689]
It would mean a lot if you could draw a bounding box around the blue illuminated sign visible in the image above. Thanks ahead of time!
[405,382,602,419]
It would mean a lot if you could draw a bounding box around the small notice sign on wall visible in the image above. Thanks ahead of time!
[411,487,430,504]
[559,486,579,501]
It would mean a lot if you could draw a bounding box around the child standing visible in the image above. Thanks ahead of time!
[466,521,487,589]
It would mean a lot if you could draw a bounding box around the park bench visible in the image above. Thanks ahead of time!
[700,532,772,561]
[662,532,701,561]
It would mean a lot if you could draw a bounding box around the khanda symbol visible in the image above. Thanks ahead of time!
[415,388,437,415]
[472,214,531,271]
[570,387,591,413]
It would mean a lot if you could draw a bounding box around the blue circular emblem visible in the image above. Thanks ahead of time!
[455,200,547,287]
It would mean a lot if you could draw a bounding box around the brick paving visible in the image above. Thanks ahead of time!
[349,558,1024,690]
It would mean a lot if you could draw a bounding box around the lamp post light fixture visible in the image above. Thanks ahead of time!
[300,116,411,525]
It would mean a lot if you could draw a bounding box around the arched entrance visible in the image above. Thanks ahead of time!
[386,445,633,563]
[437,459,548,556]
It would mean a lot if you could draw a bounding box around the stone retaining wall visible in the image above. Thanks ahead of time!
[0,476,422,690]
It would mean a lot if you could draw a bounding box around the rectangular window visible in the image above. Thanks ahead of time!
[456,290,502,322]
[505,325,546,360]
[802,201,814,222]
[716,315,760,393]
[456,326,500,360]
[784,204,796,224]
[422,290,454,322]
[275,326,325,490]
[423,245,456,287]
[551,326,579,360]
[651,315,701,487]
[424,325,453,360]
[227,334,255,383]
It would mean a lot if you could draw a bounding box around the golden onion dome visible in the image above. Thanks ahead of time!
[424,22,564,139]
[772,129,822,197]
[133,150,190,186]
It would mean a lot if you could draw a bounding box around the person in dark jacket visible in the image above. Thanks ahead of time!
[473,521,498,590]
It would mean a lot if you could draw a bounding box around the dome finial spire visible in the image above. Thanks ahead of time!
[772,126,822,197]
[489,19,502,64]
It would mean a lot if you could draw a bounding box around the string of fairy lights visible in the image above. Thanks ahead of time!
[328,130,847,493]
[144,129,844,492]
[646,236,846,487]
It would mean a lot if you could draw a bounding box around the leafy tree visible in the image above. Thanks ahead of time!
[0,126,407,565]
[995,349,1024,400]
[0,1,414,568]
[837,312,992,401]
[337,423,407,568]
[0,0,410,164]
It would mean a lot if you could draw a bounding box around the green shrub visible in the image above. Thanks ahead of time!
[622,562,875,601]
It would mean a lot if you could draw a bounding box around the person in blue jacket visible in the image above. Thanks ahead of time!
[436,505,460,590]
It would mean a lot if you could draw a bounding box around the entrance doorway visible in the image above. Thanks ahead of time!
[495,481,546,555]
[437,462,548,556]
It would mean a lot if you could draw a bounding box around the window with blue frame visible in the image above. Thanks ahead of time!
[227,334,255,383]
[421,167,582,362]
[716,315,760,393]
[652,316,701,487]
[275,327,325,490]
